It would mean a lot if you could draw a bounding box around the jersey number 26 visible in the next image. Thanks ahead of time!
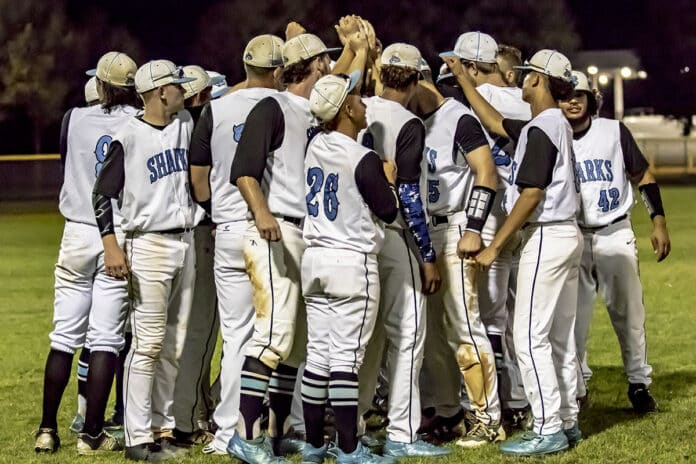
[306,167,340,221]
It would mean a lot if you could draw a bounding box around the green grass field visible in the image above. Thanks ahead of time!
[1,188,695,463]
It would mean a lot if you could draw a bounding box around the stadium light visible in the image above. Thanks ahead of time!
[637,70,648,79]
[598,74,609,86]
[587,65,599,75]
[620,66,632,78]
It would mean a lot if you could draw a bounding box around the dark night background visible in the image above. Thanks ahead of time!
[1,0,695,153]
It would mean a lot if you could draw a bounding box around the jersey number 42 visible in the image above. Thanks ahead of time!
[306,167,340,221]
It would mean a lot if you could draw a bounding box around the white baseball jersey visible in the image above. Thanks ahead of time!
[59,105,138,224]
[505,108,579,223]
[422,98,476,216]
[362,96,427,228]
[572,118,634,227]
[477,84,531,189]
[116,111,196,232]
[303,131,386,254]
[209,88,277,224]
[264,91,315,219]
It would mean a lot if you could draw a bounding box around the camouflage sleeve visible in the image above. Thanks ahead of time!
[398,182,436,263]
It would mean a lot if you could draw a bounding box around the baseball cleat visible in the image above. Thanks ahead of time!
[275,433,306,456]
[456,421,505,448]
[563,422,583,448]
[628,383,658,414]
[383,437,450,457]
[227,432,288,464]
[34,428,60,453]
[172,428,213,447]
[156,436,189,458]
[202,442,227,455]
[500,430,569,456]
[502,405,533,432]
[125,442,176,462]
[70,413,85,433]
[336,442,396,463]
[77,429,124,454]
[301,441,327,463]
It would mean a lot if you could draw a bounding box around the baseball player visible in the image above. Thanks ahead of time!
[85,76,100,106]
[358,43,449,459]
[34,51,138,455]
[93,59,197,462]
[444,49,583,456]
[168,64,219,446]
[496,45,525,87]
[300,71,398,464]
[189,33,285,456]
[227,31,365,463]
[410,67,503,447]
[443,32,532,427]
[559,71,670,413]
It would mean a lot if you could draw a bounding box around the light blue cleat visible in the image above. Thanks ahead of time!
[500,430,569,456]
[301,442,327,464]
[69,414,84,433]
[336,442,396,464]
[563,423,583,448]
[383,437,450,458]
[227,432,288,464]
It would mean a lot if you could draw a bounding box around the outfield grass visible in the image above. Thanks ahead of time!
[1,188,695,463]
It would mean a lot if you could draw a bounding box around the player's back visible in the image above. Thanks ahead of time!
[59,104,138,225]
[363,96,419,162]
[304,131,385,254]
[477,83,530,120]
[209,87,277,224]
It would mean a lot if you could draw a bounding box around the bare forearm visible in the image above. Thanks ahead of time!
[237,176,271,217]
[332,47,356,76]
[490,188,542,250]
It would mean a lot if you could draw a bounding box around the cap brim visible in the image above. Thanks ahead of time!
[346,70,362,94]
[211,86,230,99]
[209,75,226,86]
[85,69,97,77]
[171,76,197,85]
[513,65,535,71]
[438,51,459,58]
[326,47,343,54]
[436,72,454,83]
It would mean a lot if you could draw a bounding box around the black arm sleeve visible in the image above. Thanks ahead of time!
[394,118,426,182]
[189,104,214,166]
[59,108,73,168]
[230,97,285,185]
[502,118,529,144]
[453,114,489,159]
[515,128,558,190]
[355,151,399,224]
[93,141,125,198]
[619,122,649,179]
[93,193,115,237]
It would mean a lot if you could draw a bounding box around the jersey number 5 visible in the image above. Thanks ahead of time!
[94,135,113,177]
[306,167,340,221]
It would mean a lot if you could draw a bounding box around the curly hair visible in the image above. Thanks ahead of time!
[380,65,420,91]
[547,75,575,101]
[100,80,142,113]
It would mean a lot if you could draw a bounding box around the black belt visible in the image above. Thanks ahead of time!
[431,215,449,227]
[581,214,628,231]
[156,227,193,234]
[277,215,303,227]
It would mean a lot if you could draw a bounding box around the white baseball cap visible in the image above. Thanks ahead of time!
[181,65,212,99]
[207,71,229,99]
[309,70,361,123]
[84,76,99,104]
[572,70,591,92]
[381,43,423,71]
[86,51,137,87]
[134,60,197,94]
[283,34,341,67]
[440,32,498,64]
[515,49,574,83]
[244,34,285,68]
[436,63,454,83]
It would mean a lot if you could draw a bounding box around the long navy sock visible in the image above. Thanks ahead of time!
[82,351,118,437]
[268,364,298,441]
[329,371,359,453]
[113,332,132,423]
[77,348,90,416]
[239,357,272,439]
[39,350,74,430]
[488,334,504,395]
[301,368,329,448]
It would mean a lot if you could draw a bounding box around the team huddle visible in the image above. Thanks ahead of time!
[34,15,672,462]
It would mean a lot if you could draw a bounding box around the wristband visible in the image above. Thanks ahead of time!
[465,186,496,232]
[638,183,665,219]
